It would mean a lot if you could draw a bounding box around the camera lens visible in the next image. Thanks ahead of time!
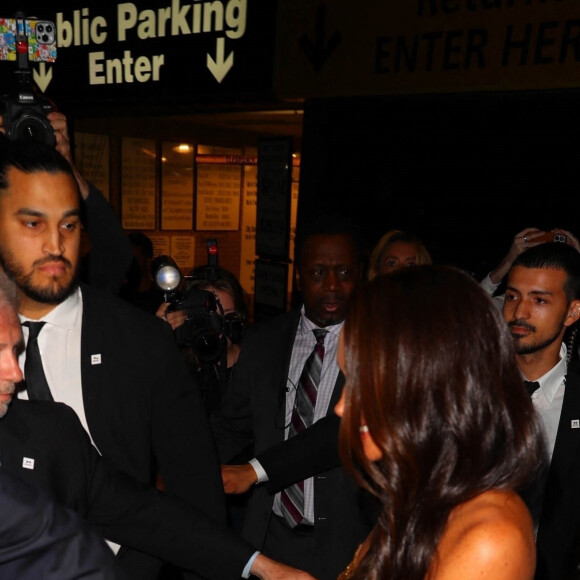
[192,330,221,362]
[10,112,56,146]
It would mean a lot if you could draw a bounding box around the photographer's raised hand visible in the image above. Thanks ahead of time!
[156,302,188,331]
[488,227,543,284]
[46,111,90,199]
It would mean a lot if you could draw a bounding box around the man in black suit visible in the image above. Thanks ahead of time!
[0,469,126,580]
[0,263,315,579]
[210,215,374,580]
[0,136,223,579]
[500,241,580,580]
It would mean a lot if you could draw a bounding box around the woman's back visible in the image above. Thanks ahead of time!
[428,489,535,580]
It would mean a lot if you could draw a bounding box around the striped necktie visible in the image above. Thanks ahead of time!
[280,328,328,527]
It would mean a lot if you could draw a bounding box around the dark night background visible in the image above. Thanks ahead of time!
[297,91,580,281]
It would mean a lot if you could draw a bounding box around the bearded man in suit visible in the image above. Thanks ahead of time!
[498,241,580,580]
[0,136,226,580]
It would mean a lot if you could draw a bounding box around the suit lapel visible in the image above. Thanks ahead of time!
[0,401,36,484]
[534,364,580,578]
[78,285,106,444]
[548,366,580,483]
[274,311,302,434]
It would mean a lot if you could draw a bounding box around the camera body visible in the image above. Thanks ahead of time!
[154,241,245,364]
[1,81,55,146]
[173,287,245,362]
[172,289,226,362]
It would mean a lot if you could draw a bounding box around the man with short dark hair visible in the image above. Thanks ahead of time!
[211,214,375,580]
[501,241,580,580]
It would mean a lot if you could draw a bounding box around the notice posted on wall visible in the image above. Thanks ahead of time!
[121,138,156,230]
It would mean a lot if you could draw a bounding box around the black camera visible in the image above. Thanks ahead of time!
[1,82,55,146]
[151,252,241,363]
[174,289,225,362]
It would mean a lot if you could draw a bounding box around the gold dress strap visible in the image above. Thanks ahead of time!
[337,543,365,580]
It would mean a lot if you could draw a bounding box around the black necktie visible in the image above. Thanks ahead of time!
[23,321,53,401]
[524,380,540,397]
[280,328,328,527]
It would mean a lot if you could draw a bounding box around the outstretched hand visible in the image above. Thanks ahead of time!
[221,463,257,494]
[250,554,317,580]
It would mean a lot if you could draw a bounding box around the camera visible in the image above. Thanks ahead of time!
[174,288,225,362]
[1,82,55,146]
[151,247,244,363]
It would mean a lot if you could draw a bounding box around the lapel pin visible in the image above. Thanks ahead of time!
[91,354,102,365]
[572,420,580,429]
[22,457,35,470]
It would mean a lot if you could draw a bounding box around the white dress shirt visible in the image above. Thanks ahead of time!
[18,288,94,444]
[525,343,567,461]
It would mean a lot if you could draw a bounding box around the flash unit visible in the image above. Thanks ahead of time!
[151,255,182,299]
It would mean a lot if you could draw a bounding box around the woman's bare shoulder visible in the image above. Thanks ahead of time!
[428,489,536,580]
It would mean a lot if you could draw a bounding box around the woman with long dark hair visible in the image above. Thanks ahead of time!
[335,266,547,580]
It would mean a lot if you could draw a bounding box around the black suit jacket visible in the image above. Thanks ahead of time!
[0,468,126,580]
[78,282,226,522]
[210,309,373,580]
[0,399,255,579]
[24,283,229,578]
[533,362,580,580]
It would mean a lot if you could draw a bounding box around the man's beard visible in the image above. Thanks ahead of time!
[0,382,15,419]
[510,318,566,355]
[0,249,79,305]
[0,399,10,419]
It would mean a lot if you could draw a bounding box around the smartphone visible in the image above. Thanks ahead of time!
[534,231,567,244]
[0,17,57,62]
